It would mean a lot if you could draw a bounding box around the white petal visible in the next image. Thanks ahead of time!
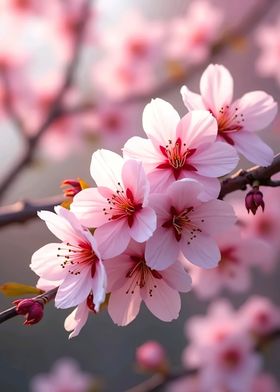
[91,262,107,311]
[123,136,161,171]
[30,243,67,280]
[230,131,274,166]
[200,64,233,114]
[90,149,124,189]
[180,85,205,111]
[64,302,89,339]
[143,98,180,147]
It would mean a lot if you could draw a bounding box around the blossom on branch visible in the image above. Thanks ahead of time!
[181,64,277,165]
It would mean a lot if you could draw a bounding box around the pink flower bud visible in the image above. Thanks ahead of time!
[136,341,168,373]
[61,179,83,198]
[245,186,265,215]
[13,298,44,325]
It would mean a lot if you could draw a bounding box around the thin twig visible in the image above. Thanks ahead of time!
[0,287,58,324]
[0,0,92,202]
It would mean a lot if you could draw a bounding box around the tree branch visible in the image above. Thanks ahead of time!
[0,287,58,324]
[0,0,92,202]
[1,153,280,228]
[219,153,280,199]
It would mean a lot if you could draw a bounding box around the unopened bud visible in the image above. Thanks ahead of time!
[245,186,264,215]
[13,298,44,325]
[136,341,168,374]
[61,179,83,198]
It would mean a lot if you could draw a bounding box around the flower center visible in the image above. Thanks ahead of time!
[127,38,149,58]
[103,184,142,227]
[213,105,244,145]
[125,256,162,295]
[157,137,197,180]
[221,348,242,369]
[57,241,99,278]
[218,246,238,273]
[162,206,201,242]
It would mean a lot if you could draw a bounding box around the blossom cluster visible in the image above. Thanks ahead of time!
[167,297,280,392]
[30,64,277,338]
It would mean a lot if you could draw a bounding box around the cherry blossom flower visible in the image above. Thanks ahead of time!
[166,1,223,65]
[30,358,93,392]
[145,179,236,270]
[30,206,107,311]
[181,64,277,165]
[183,226,274,299]
[255,17,280,86]
[239,296,280,337]
[71,150,157,259]
[197,333,261,392]
[124,98,238,199]
[104,241,192,326]
[251,373,280,392]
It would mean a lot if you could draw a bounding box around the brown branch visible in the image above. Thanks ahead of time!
[0,194,64,228]
[2,154,280,228]
[219,153,280,199]
[0,287,58,324]
[0,0,92,202]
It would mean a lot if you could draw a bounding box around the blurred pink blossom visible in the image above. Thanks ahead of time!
[30,358,93,392]
[136,340,168,373]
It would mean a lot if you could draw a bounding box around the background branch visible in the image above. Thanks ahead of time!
[0,0,92,202]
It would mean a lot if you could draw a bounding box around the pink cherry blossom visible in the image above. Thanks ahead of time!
[104,241,192,326]
[181,64,277,165]
[166,1,223,65]
[255,17,280,86]
[30,206,107,311]
[136,340,167,372]
[183,226,274,299]
[198,333,261,392]
[145,179,236,271]
[30,358,93,392]
[239,296,280,337]
[123,98,238,199]
[71,150,157,259]
[251,373,280,392]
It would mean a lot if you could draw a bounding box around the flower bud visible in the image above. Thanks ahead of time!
[13,298,44,325]
[136,341,168,374]
[61,179,83,198]
[245,186,264,215]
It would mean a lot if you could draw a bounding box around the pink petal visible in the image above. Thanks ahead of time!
[90,149,124,189]
[235,91,277,132]
[141,276,181,321]
[122,159,149,204]
[104,256,132,291]
[94,219,130,259]
[168,179,203,211]
[230,131,274,166]
[190,199,236,234]
[91,262,107,311]
[190,141,239,177]
[148,193,172,224]
[147,168,174,193]
[37,210,84,245]
[64,302,89,339]
[181,172,221,201]
[129,207,157,243]
[71,187,110,228]
[31,243,67,280]
[36,277,62,291]
[123,136,161,171]
[55,267,92,309]
[142,98,180,148]
[145,227,180,270]
[176,110,217,148]
[180,85,205,111]
[200,64,233,114]
[161,261,192,293]
[108,283,142,326]
[180,231,221,268]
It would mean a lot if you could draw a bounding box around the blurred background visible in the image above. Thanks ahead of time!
[0,0,280,390]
